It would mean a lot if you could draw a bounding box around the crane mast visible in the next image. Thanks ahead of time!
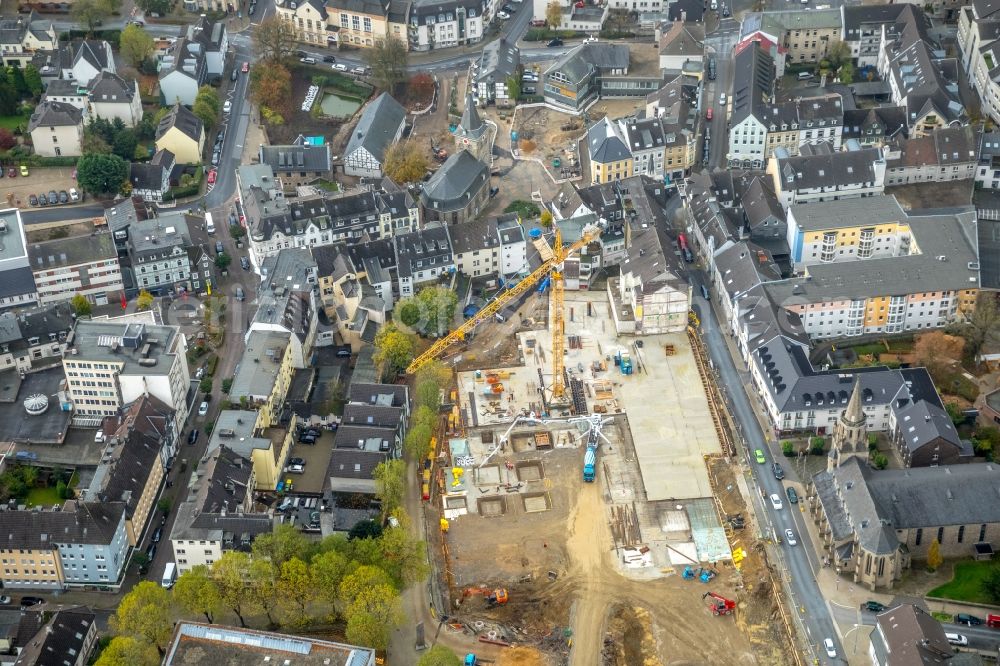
[551,227,566,400]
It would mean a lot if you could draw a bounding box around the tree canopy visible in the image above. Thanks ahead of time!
[383,141,429,184]
[253,16,298,63]
[120,24,155,67]
[373,324,414,380]
[110,582,173,653]
[365,37,408,93]
[76,153,128,195]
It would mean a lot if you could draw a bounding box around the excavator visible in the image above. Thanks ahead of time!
[463,587,509,607]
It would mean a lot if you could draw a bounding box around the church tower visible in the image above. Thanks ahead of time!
[827,378,869,471]
[453,91,490,163]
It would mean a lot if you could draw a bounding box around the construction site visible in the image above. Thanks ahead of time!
[411,227,798,665]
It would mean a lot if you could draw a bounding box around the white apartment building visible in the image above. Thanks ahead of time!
[449,214,527,279]
[408,0,488,51]
[63,321,191,431]
[766,144,886,209]
[884,125,979,186]
[959,0,1000,125]
[29,234,123,306]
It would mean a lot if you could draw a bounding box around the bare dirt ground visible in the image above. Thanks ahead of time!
[409,73,470,167]
[278,68,359,148]
[888,180,974,210]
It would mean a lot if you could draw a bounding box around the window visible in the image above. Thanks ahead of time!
[352,15,360,30]
[364,16,372,31]
[958,525,965,543]
[937,526,944,544]
[915,528,922,545]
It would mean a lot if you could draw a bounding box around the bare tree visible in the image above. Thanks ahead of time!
[253,16,299,63]
[365,37,408,94]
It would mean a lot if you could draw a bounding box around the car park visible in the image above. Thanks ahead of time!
[198,401,209,417]
[784,529,796,546]
[188,429,199,445]
[58,190,68,203]
[47,191,57,205]
[547,38,563,47]
[754,448,766,464]
[786,487,798,503]
[823,638,836,658]
[772,463,784,480]
[28,194,37,206]
[769,493,783,510]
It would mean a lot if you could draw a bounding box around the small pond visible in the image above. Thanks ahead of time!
[320,92,363,118]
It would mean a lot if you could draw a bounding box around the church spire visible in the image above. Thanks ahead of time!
[460,91,483,134]
[843,377,866,427]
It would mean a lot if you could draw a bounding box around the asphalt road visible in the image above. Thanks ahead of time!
[703,18,739,170]
[692,280,845,664]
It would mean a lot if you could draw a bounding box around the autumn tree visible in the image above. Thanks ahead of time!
[173,565,221,623]
[248,557,279,627]
[94,636,160,666]
[378,517,429,587]
[251,523,309,568]
[408,72,434,103]
[277,557,317,624]
[951,292,1000,361]
[192,85,221,131]
[70,294,92,317]
[0,128,15,150]
[120,24,155,67]
[926,538,943,571]
[404,423,432,459]
[540,209,553,226]
[310,549,354,609]
[253,16,298,63]
[110,582,173,654]
[71,0,112,34]
[135,289,154,310]
[825,39,851,68]
[545,0,562,29]
[913,331,965,378]
[249,62,292,117]
[211,551,254,627]
[383,141,429,184]
[373,459,406,520]
[418,645,463,666]
[365,37,408,93]
[343,584,404,649]
[373,323,414,380]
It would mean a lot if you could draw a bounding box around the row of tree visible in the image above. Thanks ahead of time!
[0,65,43,116]
[97,521,428,665]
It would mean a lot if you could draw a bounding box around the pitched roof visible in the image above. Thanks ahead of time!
[775,146,882,192]
[587,117,631,164]
[156,103,204,143]
[420,150,490,209]
[731,41,775,126]
[477,38,519,82]
[27,100,83,131]
[130,161,168,191]
[345,92,406,163]
[871,604,953,666]
[12,606,96,666]
[87,70,135,102]
[458,91,485,137]
[348,382,408,407]
[259,135,332,174]
[545,42,629,83]
[0,501,125,550]
[659,21,704,58]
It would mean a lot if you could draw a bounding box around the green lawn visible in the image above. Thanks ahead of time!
[313,178,339,192]
[0,114,29,130]
[24,486,62,508]
[928,560,1000,604]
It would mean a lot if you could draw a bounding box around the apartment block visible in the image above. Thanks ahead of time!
[884,124,979,185]
[28,233,123,306]
[740,9,842,64]
[767,143,885,208]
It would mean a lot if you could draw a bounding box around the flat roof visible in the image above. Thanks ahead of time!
[230,330,290,398]
[67,321,180,376]
[165,622,375,665]
[0,208,29,267]
[0,367,71,444]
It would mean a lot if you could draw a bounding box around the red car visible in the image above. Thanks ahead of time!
[207,168,217,185]
[6,168,14,178]
[241,61,249,73]
[706,107,713,120]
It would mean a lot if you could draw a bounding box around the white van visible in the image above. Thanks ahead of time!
[798,72,813,80]
[161,562,177,588]
[205,212,215,234]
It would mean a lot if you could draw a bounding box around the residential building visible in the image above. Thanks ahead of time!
[28,232,123,305]
[63,321,192,430]
[976,130,1000,190]
[259,135,333,191]
[869,605,954,665]
[408,0,488,51]
[129,149,175,203]
[28,101,83,157]
[0,12,56,67]
[842,107,908,148]
[0,209,40,310]
[250,248,319,369]
[710,240,782,327]
[766,143,886,208]
[762,94,845,158]
[611,221,689,335]
[82,401,170,546]
[186,16,228,78]
[419,150,491,225]
[728,41,776,168]
[157,38,207,107]
[658,20,704,71]
[643,74,699,181]
[87,71,142,127]
[328,411,406,495]
[476,38,519,107]
[343,93,406,178]
[325,265,386,352]
[0,301,75,372]
[12,606,98,666]
[842,4,921,68]
[393,225,454,297]
[740,9,842,64]
[587,117,632,185]
[0,501,128,589]
[58,40,114,85]
[548,2,607,32]
[876,5,965,136]
[164,623,376,666]
[123,212,204,294]
[778,196,978,336]
[542,42,639,112]
[40,80,89,111]
[959,0,1000,126]
[811,456,1000,589]
[207,410,292,492]
[325,0,403,48]
[155,104,205,165]
[230,330,295,427]
[622,115,690,182]
[170,446,271,574]
[450,213,527,279]
[884,124,979,185]
[278,0,332,47]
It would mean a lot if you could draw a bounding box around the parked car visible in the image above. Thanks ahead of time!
[240,256,250,270]
[956,614,983,626]
[298,433,317,445]
[706,107,713,120]
[0,596,10,605]
[235,286,244,301]
[37,191,47,206]
[248,2,256,13]
[300,57,317,64]
[786,487,798,504]
[19,165,28,177]
[215,241,224,254]
[784,529,796,546]
[47,191,57,205]
[497,10,510,18]
[323,55,336,63]
[754,448,766,464]
[6,167,15,178]
[222,100,232,113]
[288,463,305,473]
[289,457,304,466]
[352,66,366,75]
[823,638,836,658]
[207,168,217,185]
[28,194,37,206]
[152,527,162,543]
[945,633,969,646]
[19,597,43,609]
[865,600,885,612]
[188,429,199,445]
[198,401,209,417]
[231,69,238,81]
[211,150,220,166]
[69,187,79,202]
[195,367,205,380]
[769,493,783,510]
[333,63,347,71]
[547,38,563,47]
[58,190,68,203]
[241,61,249,73]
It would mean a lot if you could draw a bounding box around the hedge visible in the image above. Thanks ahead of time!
[524,28,581,41]
[60,29,122,47]
[162,166,203,202]
[1,155,80,168]
[206,354,219,377]
[313,73,372,98]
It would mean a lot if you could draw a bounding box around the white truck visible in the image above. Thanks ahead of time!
[161,562,177,588]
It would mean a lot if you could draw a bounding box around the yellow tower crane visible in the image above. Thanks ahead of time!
[405,223,603,387]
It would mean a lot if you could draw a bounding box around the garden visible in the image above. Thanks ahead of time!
[0,465,77,507]
[928,560,1000,605]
